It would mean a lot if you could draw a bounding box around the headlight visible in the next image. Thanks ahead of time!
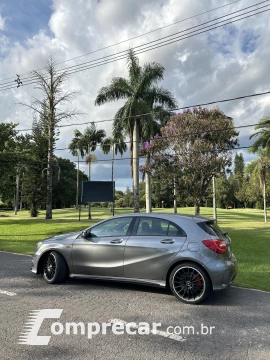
[36,241,43,250]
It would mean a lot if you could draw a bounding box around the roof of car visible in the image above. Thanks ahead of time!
[114,212,214,221]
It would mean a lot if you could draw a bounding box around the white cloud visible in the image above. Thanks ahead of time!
[0,0,270,189]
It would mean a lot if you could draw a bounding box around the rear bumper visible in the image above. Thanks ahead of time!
[205,254,237,291]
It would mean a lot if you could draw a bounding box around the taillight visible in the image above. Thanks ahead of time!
[202,239,227,254]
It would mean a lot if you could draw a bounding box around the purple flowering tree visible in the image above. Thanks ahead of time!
[140,107,239,215]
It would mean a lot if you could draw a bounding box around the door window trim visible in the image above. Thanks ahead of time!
[88,217,136,238]
[132,217,186,237]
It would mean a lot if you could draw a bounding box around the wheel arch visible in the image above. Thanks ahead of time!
[37,250,70,275]
[165,259,213,289]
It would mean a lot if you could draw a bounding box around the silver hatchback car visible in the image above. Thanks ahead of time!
[32,213,237,304]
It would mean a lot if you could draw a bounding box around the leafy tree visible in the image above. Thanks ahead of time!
[52,157,88,209]
[0,123,19,203]
[95,49,177,213]
[21,118,48,217]
[234,153,245,176]
[19,57,80,219]
[140,107,239,215]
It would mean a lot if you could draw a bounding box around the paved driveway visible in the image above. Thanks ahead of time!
[0,251,269,360]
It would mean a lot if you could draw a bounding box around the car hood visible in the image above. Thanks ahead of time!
[42,231,81,244]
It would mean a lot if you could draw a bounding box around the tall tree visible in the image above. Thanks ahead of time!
[19,57,80,219]
[95,49,177,213]
[22,117,48,217]
[102,132,127,181]
[69,130,86,209]
[234,153,245,176]
[140,107,239,215]
[69,123,106,219]
[0,123,19,204]
[247,150,269,222]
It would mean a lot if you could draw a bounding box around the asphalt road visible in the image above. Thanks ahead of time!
[0,251,269,360]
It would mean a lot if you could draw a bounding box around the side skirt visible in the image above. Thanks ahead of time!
[69,274,166,287]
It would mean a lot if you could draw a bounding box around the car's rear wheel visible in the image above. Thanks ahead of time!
[43,251,68,284]
[169,262,212,304]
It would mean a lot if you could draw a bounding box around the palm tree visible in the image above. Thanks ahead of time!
[69,123,106,219]
[102,132,127,182]
[247,149,269,222]
[102,133,127,214]
[250,116,270,155]
[69,130,85,209]
[95,49,177,212]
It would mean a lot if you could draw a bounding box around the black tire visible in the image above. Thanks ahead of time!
[169,262,212,304]
[43,251,68,284]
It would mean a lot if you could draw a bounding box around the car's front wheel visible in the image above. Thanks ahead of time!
[43,251,68,284]
[169,262,212,304]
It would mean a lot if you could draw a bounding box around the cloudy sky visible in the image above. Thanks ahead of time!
[0,0,270,191]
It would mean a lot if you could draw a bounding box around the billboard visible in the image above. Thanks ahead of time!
[81,181,115,203]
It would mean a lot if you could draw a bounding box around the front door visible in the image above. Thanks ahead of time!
[72,217,134,277]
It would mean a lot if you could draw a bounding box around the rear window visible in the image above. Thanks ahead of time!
[197,221,227,239]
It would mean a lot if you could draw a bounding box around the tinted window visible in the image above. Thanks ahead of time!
[90,217,133,237]
[198,221,227,239]
[136,218,168,236]
[136,218,186,237]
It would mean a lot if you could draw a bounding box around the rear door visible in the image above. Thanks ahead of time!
[124,217,187,281]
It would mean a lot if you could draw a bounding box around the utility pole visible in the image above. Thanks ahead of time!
[14,168,20,215]
[213,175,217,220]
[111,143,115,216]
[88,145,91,219]
[173,177,177,214]
[76,154,79,210]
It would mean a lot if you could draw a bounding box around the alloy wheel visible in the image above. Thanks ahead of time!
[172,266,206,302]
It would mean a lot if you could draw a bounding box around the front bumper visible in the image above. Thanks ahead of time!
[31,253,39,274]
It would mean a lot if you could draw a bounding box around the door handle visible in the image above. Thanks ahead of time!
[160,239,175,244]
[110,239,123,244]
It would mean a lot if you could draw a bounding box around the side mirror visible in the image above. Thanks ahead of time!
[81,230,89,239]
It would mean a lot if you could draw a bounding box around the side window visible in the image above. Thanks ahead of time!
[90,217,133,237]
[168,222,186,237]
[136,218,169,236]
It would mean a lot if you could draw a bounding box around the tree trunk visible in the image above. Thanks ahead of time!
[76,154,79,210]
[213,176,217,220]
[145,153,151,213]
[46,123,53,219]
[263,179,267,223]
[173,177,177,214]
[194,200,200,215]
[133,119,140,213]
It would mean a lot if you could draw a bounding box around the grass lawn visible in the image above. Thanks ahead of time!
[0,207,269,292]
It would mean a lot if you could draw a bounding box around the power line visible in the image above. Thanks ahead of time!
[0,1,269,89]
[13,89,270,132]
[1,5,268,92]
[0,145,257,166]
[0,0,242,84]
[1,5,269,92]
